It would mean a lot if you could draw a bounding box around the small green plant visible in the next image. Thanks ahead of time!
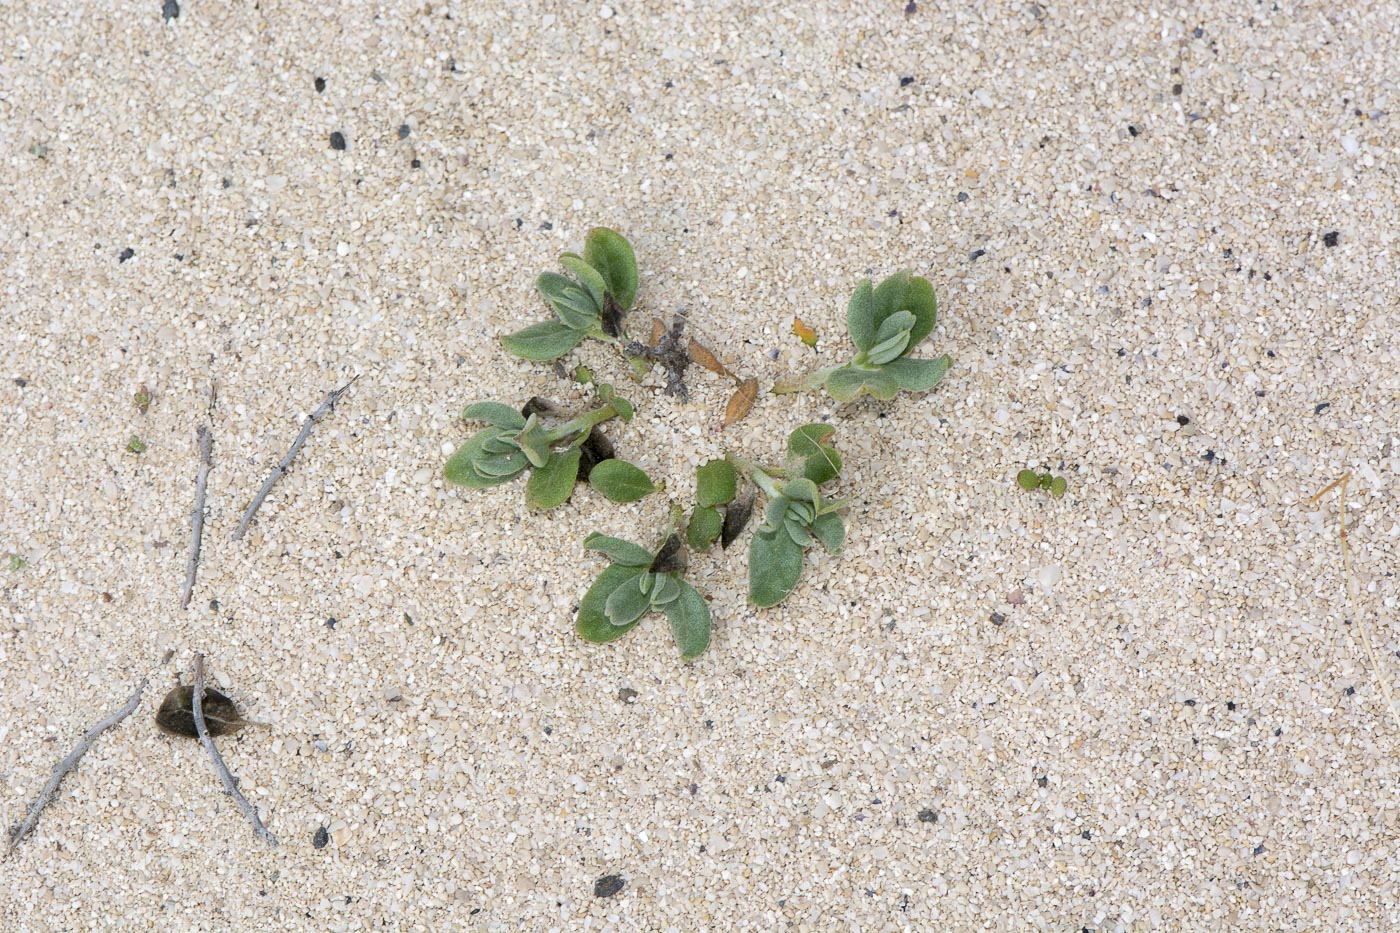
[777,271,951,402]
[444,385,654,509]
[126,436,148,454]
[1016,468,1068,498]
[8,554,26,573]
[502,227,639,361]
[575,531,711,660]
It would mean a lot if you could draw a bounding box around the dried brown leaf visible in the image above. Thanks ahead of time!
[648,317,667,348]
[687,337,730,377]
[155,685,265,739]
[722,377,759,429]
[791,316,819,348]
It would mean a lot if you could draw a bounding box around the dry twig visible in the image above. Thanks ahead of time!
[231,376,357,541]
[191,654,277,845]
[180,425,213,609]
[7,679,147,855]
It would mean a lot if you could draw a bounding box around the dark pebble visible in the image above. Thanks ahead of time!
[119,247,135,262]
[1193,26,1204,38]
[1313,402,1330,414]
[1323,230,1339,247]
[397,123,411,139]
[1253,843,1265,856]
[1128,124,1139,137]
[1345,686,1355,696]
[899,76,915,87]
[314,77,326,93]
[313,826,329,849]
[410,159,421,169]
[330,132,346,150]
[1176,414,1190,425]
[14,378,27,388]
[1036,776,1049,788]
[1202,449,1215,462]
[593,874,625,898]
[1171,83,1183,95]
[989,611,1005,625]
[969,248,985,261]
[162,0,180,21]
[905,1,917,14]
[917,808,938,823]
[1081,830,1092,839]
[617,687,638,703]
[1227,701,1236,711]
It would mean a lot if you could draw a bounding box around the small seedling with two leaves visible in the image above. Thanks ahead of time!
[575,531,711,660]
[777,271,951,402]
[444,385,655,509]
[1017,468,1068,498]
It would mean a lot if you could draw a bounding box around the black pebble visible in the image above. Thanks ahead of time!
[162,0,180,21]
[119,248,135,263]
[314,77,326,93]
[917,808,938,823]
[313,826,329,849]
[969,248,985,261]
[1081,830,1092,839]
[410,159,421,169]
[1171,83,1183,95]
[329,132,346,150]
[1193,26,1204,38]
[1323,230,1339,247]
[899,76,915,87]
[989,611,1006,625]
[14,378,27,388]
[1036,776,1049,788]
[956,191,968,202]
[397,123,411,139]
[1128,124,1139,137]
[1345,686,1356,696]
[593,875,625,898]
[1176,414,1190,425]
[1313,402,1330,415]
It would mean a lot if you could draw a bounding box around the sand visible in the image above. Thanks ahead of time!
[2,1,1398,929]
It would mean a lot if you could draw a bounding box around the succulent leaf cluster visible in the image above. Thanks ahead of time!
[576,533,710,660]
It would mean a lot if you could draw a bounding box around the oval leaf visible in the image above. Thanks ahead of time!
[589,459,656,503]
[846,279,876,352]
[649,574,682,607]
[882,354,951,393]
[445,428,521,488]
[748,527,805,608]
[558,254,609,311]
[584,533,653,567]
[696,459,737,508]
[864,330,912,366]
[801,448,842,485]
[1050,476,1068,498]
[1017,469,1040,491]
[525,447,582,510]
[665,581,711,659]
[462,402,527,430]
[583,227,638,312]
[722,377,758,429]
[502,320,587,361]
[605,572,653,626]
[787,424,835,458]
[687,505,723,551]
[688,337,730,376]
[874,309,915,345]
[810,511,845,553]
[576,563,647,643]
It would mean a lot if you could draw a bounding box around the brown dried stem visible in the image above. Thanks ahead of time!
[180,425,213,609]
[7,679,148,855]
[191,654,278,845]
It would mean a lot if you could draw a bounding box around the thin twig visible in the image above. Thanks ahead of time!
[1312,473,1400,733]
[180,425,213,609]
[231,376,358,542]
[191,654,277,845]
[7,679,147,855]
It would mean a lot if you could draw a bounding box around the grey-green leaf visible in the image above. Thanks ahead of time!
[696,459,737,508]
[749,527,805,608]
[474,451,530,477]
[787,424,835,459]
[874,309,915,345]
[502,319,588,360]
[583,227,638,312]
[525,447,581,509]
[882,354,951,393]
[846,279,876,352]
[445,428,524,488]
[810,511,845,553]
[558,254,609,311]
[864,330,911,366]
[548,286,604,331]
[824,366,901,402]
[650,574,681,607]
[462,402,527,430]
[665,581,711,659]
[800,448,842,486]
[782,478,820,504]
[605,572,653,626]
[687,505,723,551]
[589,459,655,503]
[584,533,654,567]
[784,516,813,549]
[576,563,647,643]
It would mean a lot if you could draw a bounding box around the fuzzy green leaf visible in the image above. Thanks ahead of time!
[902,275,938,350]
[864,330,912,366]
[665,581,711,659]
[1017,469,1040,491]
[686,505,723,551]
[810,511,845,553]
[787,424,835,458]
[846,279,876,352]
[576,563,648,643]
[558,254,609,311]
[762,494,791,532]
[605,572,654,626]
[650,574,682,607]
[800,449,842,486]
[874,309,915,345]
[882,355,951,393]
[589,459,655,503]
[474,451,530,477]
[513,418,554,468]
[784,516,814,548]
[824,366,901,402]
[502,319,588,361]
[445,428,525,488]
[782,478,820,504]
[525,447,581,510]
[749,527,805,608]
[1050,476,1068,498]
[583,227,638,312]
[696,459,738,508]
[462,402,527,430]
[584,533,653,567]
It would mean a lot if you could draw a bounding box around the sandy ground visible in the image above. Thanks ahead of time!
[2,1,1398,929]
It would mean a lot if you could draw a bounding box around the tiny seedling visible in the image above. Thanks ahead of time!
[1017,468,1068,498]
[126,436,148,454]
[8,553,25,572]
[777,271,951,402]
[502,227,639,361]
[576,531,711,659]
[444,384,654,509]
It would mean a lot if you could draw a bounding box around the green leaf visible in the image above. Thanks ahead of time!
[787,424,834,458]
[605,571,654,626]
[558,254,610,311]
[882,355,951,393]
[548,286,605,332]
[686,505,723,551]
[463,402,527,430]
[525,447,582,509]
[611,396,634,421]
[589,459,655,503]
[513,418,554,468]
[649,574,682,607]
[782,478,820,503]
[1017,469,1040,491]
[1050,476,1068,498]
[810,512,845,553]
[583,533,653,567]
[665,581,711,659]
[583,227,639,312]
[502,319,588,360]
[800,449,842,486]
[749,528,805,608]
[445,428,524,488]
[761,495,791,532]
[870,271,912,335]
[474,451,530,477]
[576,563,648,643]
[649,533,688,574]
[1039,473,1054,489]
[846,279,876,351]
[901,275,938,350]
[874,309,915,345]
[864,330,911,366]
[784,516,813,548]
[696,459,737,508]
[824,366,901,402]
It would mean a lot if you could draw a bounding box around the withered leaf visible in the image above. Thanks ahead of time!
[649,533,688,575]
[722,377,759,429]
[578,429,616,481]
[791,316,819,348]
[687,337,730,377]
[721,485,756,550]
[155,685,261,739]
[648,317,667,349]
